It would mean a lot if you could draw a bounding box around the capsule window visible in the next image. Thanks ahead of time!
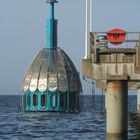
[33,94,37,106]
[27,94,30,106]
[50,94,57,107]
[60,94,65,107]
[41,94,46,107]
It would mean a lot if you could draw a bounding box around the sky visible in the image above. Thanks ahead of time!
[0,0,139,95]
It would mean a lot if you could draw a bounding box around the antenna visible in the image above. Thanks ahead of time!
[46,0,58,48]
[84,0,93,59]
[84,0,89,59]
[90,0,93,32]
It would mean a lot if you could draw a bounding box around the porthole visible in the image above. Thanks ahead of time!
[41,94,46,107]
[27,94,30,106]
[60,94,65,107]
[50,94,57,107]
[33,94,37,106]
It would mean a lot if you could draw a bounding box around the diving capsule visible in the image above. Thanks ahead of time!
[21,0,83,112]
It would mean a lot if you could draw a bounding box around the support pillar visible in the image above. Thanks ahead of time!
[137,88,140,112]
[105,89,107,111]
[106,80,128,134]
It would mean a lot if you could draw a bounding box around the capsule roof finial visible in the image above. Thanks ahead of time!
[46,0,58,3]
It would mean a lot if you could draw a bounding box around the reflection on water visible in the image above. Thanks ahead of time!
[129,113,140,140]
[106,133,127,140]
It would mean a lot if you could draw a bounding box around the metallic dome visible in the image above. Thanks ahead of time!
[22,47,82,94]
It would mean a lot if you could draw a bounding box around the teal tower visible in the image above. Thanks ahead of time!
[22,0,83,112]
[46,0,57,48]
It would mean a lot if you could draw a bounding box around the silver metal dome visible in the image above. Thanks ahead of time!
[22,47,82,93]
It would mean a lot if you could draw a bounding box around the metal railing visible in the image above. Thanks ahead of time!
[90,32,140,62]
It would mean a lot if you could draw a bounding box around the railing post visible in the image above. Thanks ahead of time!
[94,33,97,62]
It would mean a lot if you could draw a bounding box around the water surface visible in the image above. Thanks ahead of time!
[0,95,139,140]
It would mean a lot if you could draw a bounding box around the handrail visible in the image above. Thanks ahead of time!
[101,40,140,43]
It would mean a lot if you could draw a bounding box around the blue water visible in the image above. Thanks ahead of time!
[0,95,139,140]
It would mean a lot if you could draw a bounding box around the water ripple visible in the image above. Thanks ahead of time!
[0,95,139,140]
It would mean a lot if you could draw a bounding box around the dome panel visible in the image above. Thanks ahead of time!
[29,54,44,92]
[59,50,82,92]
[38,74,48,92]
[23,74,32,92]
[58,74,68,92]
[69,73,82,92]
[60,50,77,73]
[48,73,58,92]
[22,61,34,92]
[73,73,82,92]
[38,59,48,92]
[22,48,82,93]
[29,73,39,92]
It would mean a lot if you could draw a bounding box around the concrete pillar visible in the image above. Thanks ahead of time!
[137,88,140,112]
[106,80,128,134]
[105,89,107,111]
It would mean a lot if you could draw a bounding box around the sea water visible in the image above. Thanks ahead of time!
[0,95,138,140]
